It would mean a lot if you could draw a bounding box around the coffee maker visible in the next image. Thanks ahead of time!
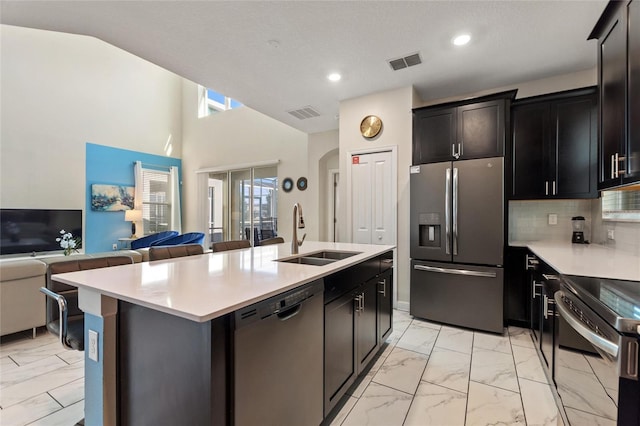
[571,216,586,244]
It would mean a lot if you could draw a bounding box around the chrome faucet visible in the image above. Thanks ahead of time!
[291,203,306,254]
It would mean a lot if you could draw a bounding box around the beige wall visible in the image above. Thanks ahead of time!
[180,80,309,242]
[338,86,415,305]
[0,25,183,209]
[308,130,339,241]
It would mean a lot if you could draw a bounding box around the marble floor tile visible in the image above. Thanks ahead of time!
[555,364,617,421]
[1,355,19,373]
[434,326,473,354]
[404,381,467,426]
[0,332,56,358]
[410,317,442,331]
[473,330,512,354]
[56,350,84,365]
[564,407,616,426]
[554,347,591,373]
[1,363,84,408]
[371,347,428,395]
[512,345,548,384]
[27,400,84,426]
[519,378,560,426]
[470,348,519,392]
[48,377,84,407]
[584,354,618,391]
[9,341,67,366]
[341,383,412,426]
[348,347,391,398]
[0,393,62,426]
[0,355,67,389]
[395,321,440,356]
[329,396,358,426]
[508,327,535,349]
[466,381,525,425]
[421,347,471,394]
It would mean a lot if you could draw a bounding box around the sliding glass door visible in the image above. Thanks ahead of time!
[207,166,278,246]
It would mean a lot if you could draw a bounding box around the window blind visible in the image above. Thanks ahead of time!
[141,169,171,233]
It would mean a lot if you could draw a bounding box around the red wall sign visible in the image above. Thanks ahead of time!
[352,156,359,164]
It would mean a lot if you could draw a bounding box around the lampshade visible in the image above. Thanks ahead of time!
[124,209,142,222]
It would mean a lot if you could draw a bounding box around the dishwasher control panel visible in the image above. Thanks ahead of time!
[235,279,324,328]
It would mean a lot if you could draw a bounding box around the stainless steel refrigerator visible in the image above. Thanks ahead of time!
[410,157,504,333]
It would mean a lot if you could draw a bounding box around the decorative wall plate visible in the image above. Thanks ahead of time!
[296,177,308,191]
[282,178,294,192]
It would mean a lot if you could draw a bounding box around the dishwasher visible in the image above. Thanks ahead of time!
[234,279,324,426]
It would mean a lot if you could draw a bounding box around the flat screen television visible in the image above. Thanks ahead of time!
[0,209,82,255]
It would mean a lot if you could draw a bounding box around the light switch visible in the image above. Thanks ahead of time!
[88,329,99,362]
[548,214,558,225]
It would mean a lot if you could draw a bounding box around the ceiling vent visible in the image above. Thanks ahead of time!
[287,106,321,120]
[388,52,422,71]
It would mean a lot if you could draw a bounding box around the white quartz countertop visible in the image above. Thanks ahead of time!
[510,240,640,281]
[53,241,395,322]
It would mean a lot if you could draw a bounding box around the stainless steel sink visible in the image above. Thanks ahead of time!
[275,250,361,266]
[303,250,361,260]
[277,256,336,266]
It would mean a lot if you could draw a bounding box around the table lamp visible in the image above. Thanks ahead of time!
[124,209,142,238]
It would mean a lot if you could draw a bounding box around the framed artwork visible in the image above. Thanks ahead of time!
[91,184,135,211]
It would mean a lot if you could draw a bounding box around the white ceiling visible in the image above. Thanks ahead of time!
[0,1,607,134]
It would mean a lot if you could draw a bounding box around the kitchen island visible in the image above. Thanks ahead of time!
[53,241,395,425]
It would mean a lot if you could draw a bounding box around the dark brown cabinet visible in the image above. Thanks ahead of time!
[323,252,394,416]
[505,247,530,327]
[412,91,516,165]
[590,0,640,189]
[510,88,598,199]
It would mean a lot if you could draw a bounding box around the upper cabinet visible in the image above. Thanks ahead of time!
[412,90,516,165]
[510,87,598,200]
[589,0,640,189]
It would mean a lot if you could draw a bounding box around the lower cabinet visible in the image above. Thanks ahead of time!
[323,253,394,416]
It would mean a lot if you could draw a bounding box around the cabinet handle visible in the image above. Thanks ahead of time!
[545,181,549,196]
[452,144,456,158]
[611,154,615,179]
[525,254,539,269]
[552,180,556,195]
[378,279,386,297]
[354,294,362,314]
[532,281,543,298]
[458,143,462,157]
[360,293,365,312]
[543,294,549,319]
[542,274,558,281]
[615,153,619,178]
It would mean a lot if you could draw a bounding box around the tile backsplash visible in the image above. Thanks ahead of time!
[509,199,640,256]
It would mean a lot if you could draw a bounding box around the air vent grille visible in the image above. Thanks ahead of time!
[287,106,321,120]
[388,52,422,71]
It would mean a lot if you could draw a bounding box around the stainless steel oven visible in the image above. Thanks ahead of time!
[554,275,640,425]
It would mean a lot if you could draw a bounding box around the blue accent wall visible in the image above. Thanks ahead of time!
[85,143,181,253]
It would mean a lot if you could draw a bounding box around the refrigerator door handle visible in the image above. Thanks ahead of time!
[414,264,497,278]
[452,168,459,256]
[445,168,451,255]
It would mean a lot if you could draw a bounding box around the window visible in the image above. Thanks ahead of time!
[141,169,171,234]
[207,166,278,245]
[197,85,242,118]
[602,188,640,222]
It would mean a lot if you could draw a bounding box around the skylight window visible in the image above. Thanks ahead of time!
[198,85,242,118]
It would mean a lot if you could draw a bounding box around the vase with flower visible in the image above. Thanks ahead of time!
[56,229,81,256]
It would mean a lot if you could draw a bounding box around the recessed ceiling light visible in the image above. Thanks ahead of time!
[452,34,471,46]
[327,73,341,82]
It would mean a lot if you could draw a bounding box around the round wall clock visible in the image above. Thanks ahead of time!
[282,178,293,192]
[296,177,308,191]
[360,115,382,138]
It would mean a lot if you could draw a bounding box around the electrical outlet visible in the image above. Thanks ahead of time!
[112,243,118,250]
[607,229,615,240]
[88,330,99,362]
[548,214,558,225]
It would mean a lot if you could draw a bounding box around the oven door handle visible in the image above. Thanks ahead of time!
[555,290,619,358]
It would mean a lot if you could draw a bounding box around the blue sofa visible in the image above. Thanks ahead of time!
[130,231,179,250]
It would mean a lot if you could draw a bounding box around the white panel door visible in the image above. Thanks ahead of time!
[351,151,394,245]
